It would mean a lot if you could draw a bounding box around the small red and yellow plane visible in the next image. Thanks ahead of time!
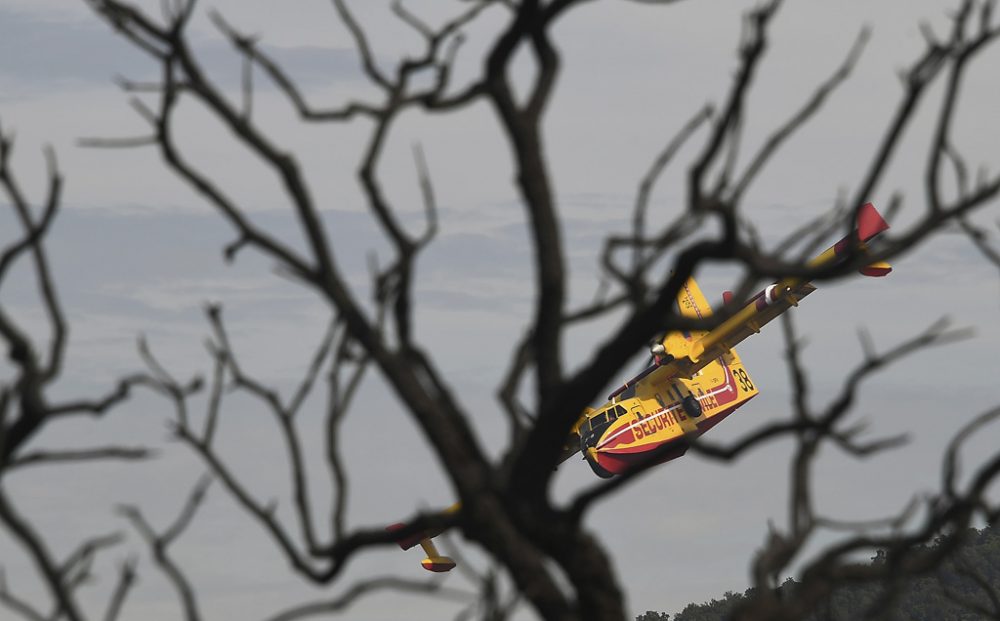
[574,202,890,477]
[391,202,891,570]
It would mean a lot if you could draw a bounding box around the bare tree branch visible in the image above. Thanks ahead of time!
[118,476,212,621]
[729,27,870,204]
[0,487,87,621]
[14,1,999,620]
[6,447,152,471]
[102,558,137,621]
[0,569,47,621]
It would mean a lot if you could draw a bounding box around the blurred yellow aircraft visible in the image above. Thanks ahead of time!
[575,202,890,477]
[391,202,891,570]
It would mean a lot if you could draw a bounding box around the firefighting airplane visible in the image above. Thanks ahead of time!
[390,202,891,571]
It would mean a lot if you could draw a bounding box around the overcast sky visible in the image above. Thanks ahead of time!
[1,1,999,620]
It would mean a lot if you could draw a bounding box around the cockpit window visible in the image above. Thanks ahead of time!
[584,408,615,436]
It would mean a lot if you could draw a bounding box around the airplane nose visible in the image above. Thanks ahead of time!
[583,446,614,479]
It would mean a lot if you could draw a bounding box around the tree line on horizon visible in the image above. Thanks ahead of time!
[638,524,1000,621]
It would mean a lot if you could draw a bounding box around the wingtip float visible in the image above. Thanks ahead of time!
[390,203,891,570]
[385,503,460,573]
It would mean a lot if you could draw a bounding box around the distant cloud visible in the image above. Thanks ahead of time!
[0,7,364,95]
[101,275,309,313]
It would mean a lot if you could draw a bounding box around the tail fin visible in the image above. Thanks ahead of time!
[856,202,889,243]
[813,202,892,277]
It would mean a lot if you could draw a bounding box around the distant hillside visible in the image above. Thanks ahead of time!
[636,525,1000,621]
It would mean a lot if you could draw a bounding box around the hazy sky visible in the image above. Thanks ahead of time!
[1,1,999,620]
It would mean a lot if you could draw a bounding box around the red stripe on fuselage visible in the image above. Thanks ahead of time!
[598,363,741,452]
[593,395,754,475]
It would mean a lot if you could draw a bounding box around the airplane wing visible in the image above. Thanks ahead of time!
[386,502,461,572]
[628,202,890,385]
[558,441,581,463]
[673,280,817,375]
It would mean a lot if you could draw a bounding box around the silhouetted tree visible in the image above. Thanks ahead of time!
[642,526,1000,620]
[2,0,1000,619]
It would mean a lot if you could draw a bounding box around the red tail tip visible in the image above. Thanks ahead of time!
[857,202,889,242]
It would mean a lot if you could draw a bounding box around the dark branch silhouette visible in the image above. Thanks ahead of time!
[0,0,997,619]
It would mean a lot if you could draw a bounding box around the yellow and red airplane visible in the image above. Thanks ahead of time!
[574,201,890,477]
[391,202,891,569]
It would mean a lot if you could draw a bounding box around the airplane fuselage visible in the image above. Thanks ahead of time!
[579,336,759,477]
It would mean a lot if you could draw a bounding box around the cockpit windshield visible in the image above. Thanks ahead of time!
[581,405,628,451]
[584,405,627,433]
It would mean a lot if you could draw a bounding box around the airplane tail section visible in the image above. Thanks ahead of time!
[857,201,890,242]
[814,202,892,277]
[686,203,889,365]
